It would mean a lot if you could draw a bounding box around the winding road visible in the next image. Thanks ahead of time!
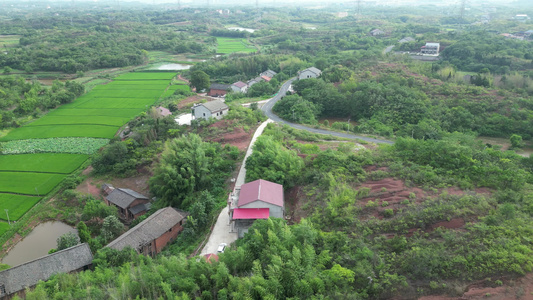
[261,78,394,145]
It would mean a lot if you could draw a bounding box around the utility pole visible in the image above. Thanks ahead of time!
[4,209,10,225]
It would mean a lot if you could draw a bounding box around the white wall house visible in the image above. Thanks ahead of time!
[297,67,322,80]
[192,100,229,120]
[231,81,248,93]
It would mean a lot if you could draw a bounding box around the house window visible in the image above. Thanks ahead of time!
[168,228,172,232]
[0,284,5,296]
[203,113,206,116]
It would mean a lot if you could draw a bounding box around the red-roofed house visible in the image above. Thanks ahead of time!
[203,253,219,264]
[260,75,271,82]
[156,106,172,117]
[229,179,284,238]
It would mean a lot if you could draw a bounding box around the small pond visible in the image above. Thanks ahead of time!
[227,27,256,33]
[2,221,76,267]
[155,63,193,70]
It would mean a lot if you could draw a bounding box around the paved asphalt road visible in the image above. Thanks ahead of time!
[261,78,394,145]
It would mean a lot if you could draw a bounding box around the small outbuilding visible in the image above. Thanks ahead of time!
[106,207,188,257]
[0,244,93,299]
[421,42,440,55]
[192,100,229,121]
[297,67,322,80]
[104,188,150,222]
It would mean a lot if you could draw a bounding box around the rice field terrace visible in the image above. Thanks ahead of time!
[216,37,257,54]
[0,71,176,225]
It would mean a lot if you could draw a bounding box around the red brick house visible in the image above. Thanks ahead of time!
[208,83,231,97]
[106,207,188,257]
[104,188,151,222]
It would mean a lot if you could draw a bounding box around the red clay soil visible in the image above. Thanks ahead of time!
[285,185,306,224]
[418,273,533,300]
[178,95,209,109]
[76,166,152,199]
[204,120,257,151]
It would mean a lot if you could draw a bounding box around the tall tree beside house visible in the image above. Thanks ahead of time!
[56,232,80,251]
[149,134,233,209]
[189,70,210,92]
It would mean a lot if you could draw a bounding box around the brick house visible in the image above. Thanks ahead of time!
[208,83,231,97]
[106,207,188,257]
[104,188,151,222]
[229,179,284,238]
[0,244,93,299]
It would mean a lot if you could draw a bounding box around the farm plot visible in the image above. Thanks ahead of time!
[0,194,42,221]
[74,98,156,109]
[46,108,142,119]
[0,125,120,141]
[0,222,8,236]
[0,154,88,173]
[216,37,256,54]
[87,89,163,99]
[161,84,190,98]
[0,35,20,48]
[97,83,170,90]
[1,138,109,155]
[27,116,129,127]
[0,172,66,195]
[113,72,177,80]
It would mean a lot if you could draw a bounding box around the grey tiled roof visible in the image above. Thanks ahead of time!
[129,203,152,215]
[0,244,93,296]
[106,188,148,209]
[201,100,229,113]
[106,207,188,251]
[210,83,231,90]
[302,67,322,75]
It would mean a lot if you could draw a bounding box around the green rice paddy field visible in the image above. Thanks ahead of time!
[0,172,66,195]
[0,154,89,173]
[0,72,176,227]
[216,37,257,54]
[0,194,41,221]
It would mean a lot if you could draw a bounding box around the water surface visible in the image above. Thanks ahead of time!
[2,221,76,267]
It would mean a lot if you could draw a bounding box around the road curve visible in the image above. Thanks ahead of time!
[261,78,394,145]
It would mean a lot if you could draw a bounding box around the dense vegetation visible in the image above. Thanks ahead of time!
[1,2,532,299]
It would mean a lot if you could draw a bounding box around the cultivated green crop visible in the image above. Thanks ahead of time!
[161,84,190,98]
[72,98,157,109]
[1,138,109,154]
[0,222,9,236]
[0,154,89,173]
[27,116,129,127]
[88,89,164,99]
[0,194,42,221]
[113,72,177,80]
[0,125,120,141]
[47,108,142,118]
[216,37,256,54]
[0,172,66,195]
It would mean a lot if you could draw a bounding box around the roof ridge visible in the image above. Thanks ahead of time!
[1,243,89,270]
[106,208,170,248]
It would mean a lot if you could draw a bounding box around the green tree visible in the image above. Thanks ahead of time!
[190,70,210,92]
[2,66,12,74]
[245,135,304,187]
[510,134,524,149]
[101,215,124,243]
[82,198,117,222]
[76,221,91,243]
[56,232,80,251]
[150,134,212,207]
